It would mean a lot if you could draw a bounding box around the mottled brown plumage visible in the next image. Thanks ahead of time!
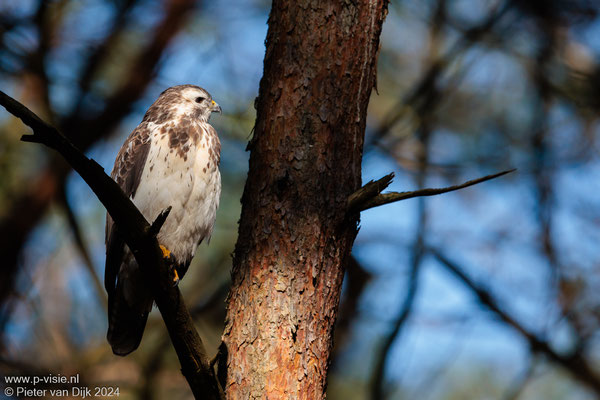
[105,85,222,355]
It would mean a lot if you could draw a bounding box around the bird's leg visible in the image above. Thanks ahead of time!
[159,245,171,258]
[159,245,180,286]
[171,267,180,286]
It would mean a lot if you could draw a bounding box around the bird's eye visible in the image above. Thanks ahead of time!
[195,97,205,103]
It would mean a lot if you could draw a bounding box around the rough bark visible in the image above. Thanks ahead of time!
[222,2,388,399]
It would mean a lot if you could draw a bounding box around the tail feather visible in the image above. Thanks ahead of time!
[107,281,151,356]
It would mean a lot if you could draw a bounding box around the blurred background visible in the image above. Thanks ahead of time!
[0,0,599,399]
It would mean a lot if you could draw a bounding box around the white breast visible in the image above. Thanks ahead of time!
[132,122,221,264]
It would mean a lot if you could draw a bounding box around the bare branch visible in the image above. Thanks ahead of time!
[347,173,394,213]
[353,169,515,212]
[0,90,56,141]
[0,91,223,400]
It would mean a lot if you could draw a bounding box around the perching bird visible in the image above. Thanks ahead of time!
[105,85,222,356]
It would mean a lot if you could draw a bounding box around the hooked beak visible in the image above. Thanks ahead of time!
[210,100,222,114]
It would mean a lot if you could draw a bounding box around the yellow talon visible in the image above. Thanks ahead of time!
[172,268,180,284]
[159,245,171,258]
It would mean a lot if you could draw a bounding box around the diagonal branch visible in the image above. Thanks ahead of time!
[349,169,515,213]
[347,173,395,214]
[0,91,223,400]
[430,248,600,396]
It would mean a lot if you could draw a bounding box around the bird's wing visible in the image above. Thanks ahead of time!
[105,126,151,295]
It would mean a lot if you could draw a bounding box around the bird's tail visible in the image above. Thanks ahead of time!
[107,278,152,356]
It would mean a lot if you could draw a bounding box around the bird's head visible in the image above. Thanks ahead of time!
[161,85,221,122]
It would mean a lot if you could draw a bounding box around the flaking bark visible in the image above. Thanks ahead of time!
[222,1,389,398]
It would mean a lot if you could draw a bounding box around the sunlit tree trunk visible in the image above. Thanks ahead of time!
[222,1,389,398]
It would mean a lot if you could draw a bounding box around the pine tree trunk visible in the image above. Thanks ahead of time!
[222,1,388,398]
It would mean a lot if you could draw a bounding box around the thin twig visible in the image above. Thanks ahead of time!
[354,169,515,213]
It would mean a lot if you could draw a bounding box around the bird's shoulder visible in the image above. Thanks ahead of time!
[111,122,153,198]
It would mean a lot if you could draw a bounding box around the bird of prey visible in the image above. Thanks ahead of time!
[105,85,222,356]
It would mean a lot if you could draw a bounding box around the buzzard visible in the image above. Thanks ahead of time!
[105,85,222,355]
